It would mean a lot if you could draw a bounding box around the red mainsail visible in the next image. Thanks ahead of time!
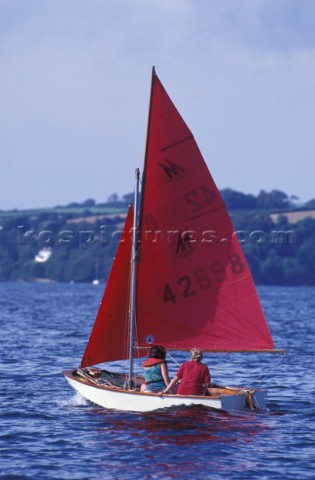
[135,69,274,352]
[81,206,134,367]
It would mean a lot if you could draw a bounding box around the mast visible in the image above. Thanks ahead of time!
[128,67,156,382]
[128,168,140,382]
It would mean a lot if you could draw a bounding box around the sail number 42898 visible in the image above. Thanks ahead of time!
[163,254,245,303]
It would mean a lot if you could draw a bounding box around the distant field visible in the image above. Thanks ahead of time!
[1,204,315,225]
[0,205,127,219]
[67,213,127,223]
[270,210,315,224]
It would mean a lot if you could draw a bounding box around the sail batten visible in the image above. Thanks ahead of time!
[160,134,194,152]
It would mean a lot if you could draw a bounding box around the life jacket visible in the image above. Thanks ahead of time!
[142,358,165,368]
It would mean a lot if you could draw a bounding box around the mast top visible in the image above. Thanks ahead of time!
[152,66,156,76]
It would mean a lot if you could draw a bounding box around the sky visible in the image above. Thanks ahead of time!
[1,0,315,210]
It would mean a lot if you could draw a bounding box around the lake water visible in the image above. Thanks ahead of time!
[1,283,314,479]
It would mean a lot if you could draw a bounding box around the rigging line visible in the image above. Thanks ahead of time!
[166,351,181,367]
[250,352,287,388]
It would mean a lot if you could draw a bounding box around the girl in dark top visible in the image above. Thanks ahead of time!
[141,345,171,393]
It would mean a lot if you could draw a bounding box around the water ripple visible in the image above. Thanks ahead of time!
[1,283,315,479]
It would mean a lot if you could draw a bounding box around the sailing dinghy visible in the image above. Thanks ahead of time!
[64,68,285,412]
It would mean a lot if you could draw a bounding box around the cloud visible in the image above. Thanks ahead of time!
[191,0,315,53]
[0,0,314,209]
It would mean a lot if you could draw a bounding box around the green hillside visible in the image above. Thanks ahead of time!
[0,189,314,285]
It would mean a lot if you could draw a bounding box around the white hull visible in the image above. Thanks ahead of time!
[64,371,267,412]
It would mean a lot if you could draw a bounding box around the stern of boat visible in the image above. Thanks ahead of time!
[207,386,268,410]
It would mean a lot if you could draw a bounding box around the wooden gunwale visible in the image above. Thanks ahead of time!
[63,370,256,400]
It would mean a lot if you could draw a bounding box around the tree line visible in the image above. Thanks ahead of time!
[0,189,314,285]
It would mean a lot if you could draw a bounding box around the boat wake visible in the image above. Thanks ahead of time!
[58,392,89,407]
